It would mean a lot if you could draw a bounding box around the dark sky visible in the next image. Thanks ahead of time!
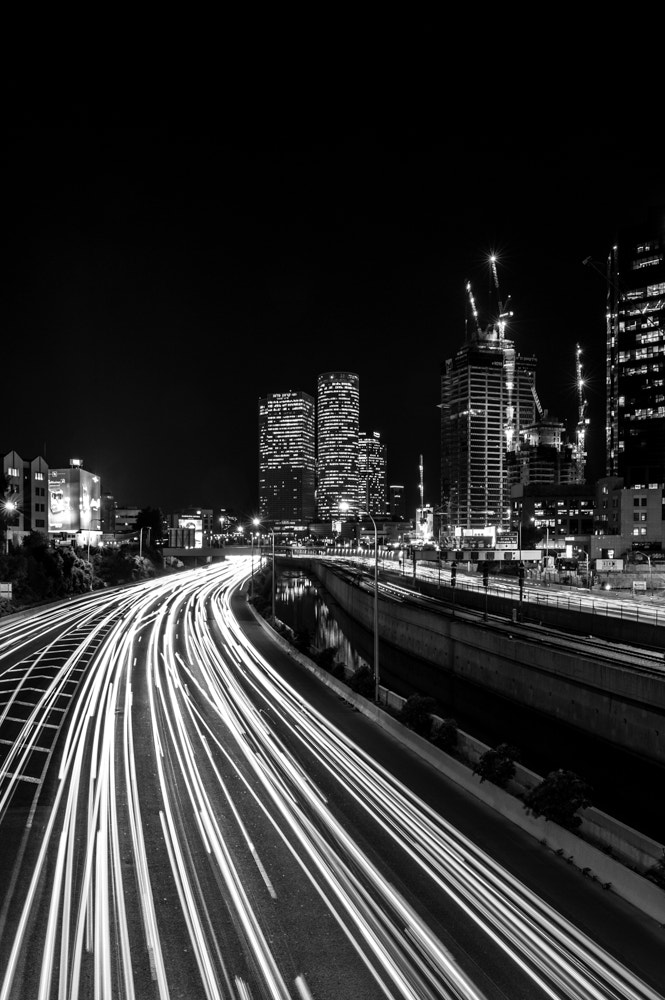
[4,85,664,518]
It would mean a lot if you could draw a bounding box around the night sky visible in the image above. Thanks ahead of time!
[4,85,664,519]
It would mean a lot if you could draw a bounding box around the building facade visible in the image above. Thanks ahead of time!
[258,390,316,528]
[512,483,595,550]
[594,476,664,555]
[441,327,537,534]
[388,484,405,520]
[358,430,387,516]
[316,372,360,521]
[47,459,102,542]
[606,213,665,485]
[2,450,49,546]
[507,411,581,487]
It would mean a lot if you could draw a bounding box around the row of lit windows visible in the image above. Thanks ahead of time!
[619,345,665,362]
[635,329,663,344]
[632,254,663,270]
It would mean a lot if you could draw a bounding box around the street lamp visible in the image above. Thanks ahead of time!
[253,517,276,622]
[341,501,379,703]
[3,499,18,554]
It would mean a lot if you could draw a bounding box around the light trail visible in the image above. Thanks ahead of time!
[0,560,661,1000]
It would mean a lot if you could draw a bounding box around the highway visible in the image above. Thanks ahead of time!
[0,560,663,999]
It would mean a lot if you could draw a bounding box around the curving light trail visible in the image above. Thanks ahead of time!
[0,562,661,1000]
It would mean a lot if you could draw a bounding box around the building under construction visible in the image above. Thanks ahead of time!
[440,258,586,537]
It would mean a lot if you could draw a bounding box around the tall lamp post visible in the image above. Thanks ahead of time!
[253,518,276,622]
[341,502,379,702]
[250,530,255,598]
[3,499,18,554]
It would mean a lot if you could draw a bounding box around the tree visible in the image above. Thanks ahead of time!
[523,769,593,829]
[397,694,437,738]
[432,717,458,752]
[473,743,519,788]
[348,664,375,699]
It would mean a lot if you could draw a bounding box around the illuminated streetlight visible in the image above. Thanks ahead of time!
[3,499,17,554]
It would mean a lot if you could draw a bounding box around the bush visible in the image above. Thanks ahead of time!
[523,769,593,830]
[348,664,375,699]
[472,743,519,788]
[432,717,458,752]
[397,694,437,738]
[315,646,338,671]
[330,662,346,681]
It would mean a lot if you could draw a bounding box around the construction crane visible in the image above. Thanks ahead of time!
[489,254,513,337]
[466,280,481,337]
[529,372,544,420]
[574,343,589,479]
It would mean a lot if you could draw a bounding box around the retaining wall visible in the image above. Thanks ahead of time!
[305,560,665,769]
[250,604,665,926]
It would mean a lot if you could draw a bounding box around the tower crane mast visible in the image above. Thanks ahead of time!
[575,343,589,479]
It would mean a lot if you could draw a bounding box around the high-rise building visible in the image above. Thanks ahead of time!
[605,213,665,486]
[258,390,316,528]
[316,372,360,521]
[507,411,580,486]
[441,326,537,533]
[358,430,387,516]
[389,484,405,519]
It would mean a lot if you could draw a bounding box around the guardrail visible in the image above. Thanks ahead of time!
[291,552,665,628]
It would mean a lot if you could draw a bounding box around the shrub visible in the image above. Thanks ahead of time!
[472,743,519,788]
[293,628,313,655]
[330,662,346,680]
[397,694,437,738]
[432,717,458,752]
[315,646,338,671]
[523,769,593,830]
[348,664,375,699]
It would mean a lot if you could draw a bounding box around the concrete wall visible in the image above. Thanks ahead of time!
[301,560,665,769]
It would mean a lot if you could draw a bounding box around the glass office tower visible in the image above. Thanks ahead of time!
[358,430,387,516]
[606,214,665,486]
[316,372,360,521]
[441,328,537,533]
[258,391,316,527]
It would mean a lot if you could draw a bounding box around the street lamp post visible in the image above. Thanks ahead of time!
[340,502,379,702]
[253,518,276,622]
[366,510,379,703]
[516,503,524,619]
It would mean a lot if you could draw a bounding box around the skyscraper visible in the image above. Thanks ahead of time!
[316,372,360,521]
[358,431,387,516]
[388,484,406,519]
[605,213,665,486]
[441,327,537,534]
[258,391,316,527]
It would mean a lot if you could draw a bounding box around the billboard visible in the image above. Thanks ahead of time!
[48,468,102,532]
[178,515,203,548]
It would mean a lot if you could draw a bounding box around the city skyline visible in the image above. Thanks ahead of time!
[4,90,665,517]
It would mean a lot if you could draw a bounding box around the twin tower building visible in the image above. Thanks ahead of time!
[258,373,392,531]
